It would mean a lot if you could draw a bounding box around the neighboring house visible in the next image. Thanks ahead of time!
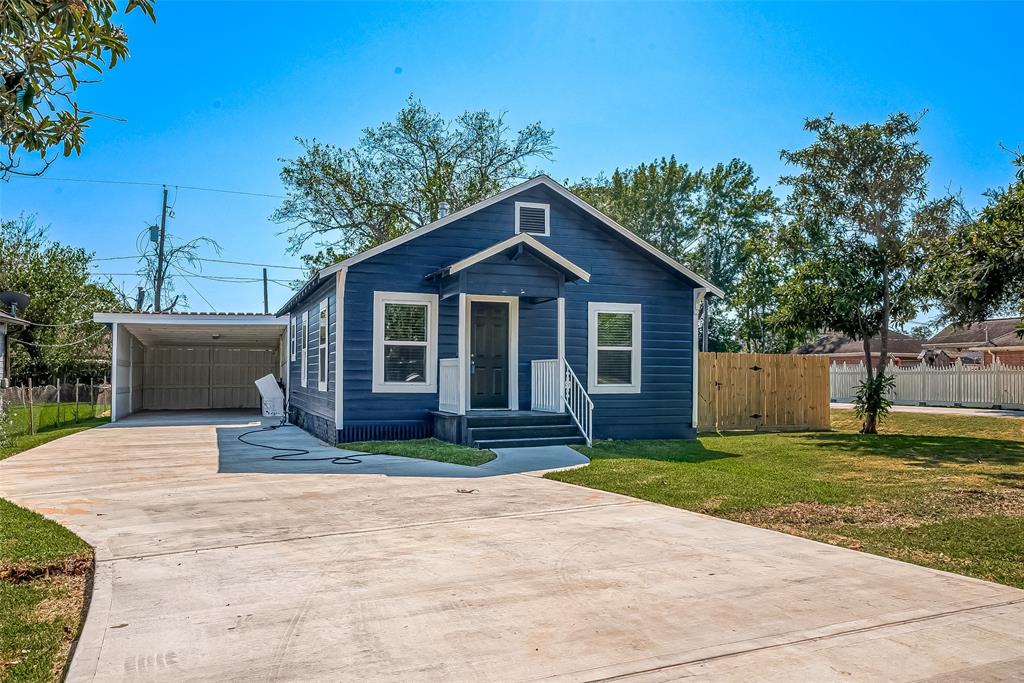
[924,317,1024,366]
[792,331,924,366]
[0,309,29,388]
[277,175,722,448]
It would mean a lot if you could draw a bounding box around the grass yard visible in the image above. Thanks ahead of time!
[1,421,103,682]
[1,418,108,461]
[340,437,496,466]
[548,409,1024,588]
[3,403,110,441]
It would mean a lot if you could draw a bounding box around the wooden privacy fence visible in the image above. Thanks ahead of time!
[831,359,1024,409]
[698,353,830,432]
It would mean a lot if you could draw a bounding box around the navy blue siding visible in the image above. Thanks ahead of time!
[287,278,336,431]
[340,184,697,440]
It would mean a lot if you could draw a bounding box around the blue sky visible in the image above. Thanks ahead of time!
[3,1,1022,315]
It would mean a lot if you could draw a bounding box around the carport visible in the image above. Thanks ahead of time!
[94,312,288,421]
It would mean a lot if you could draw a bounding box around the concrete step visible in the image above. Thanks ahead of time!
[474,436,586,450]
[468,424,581,441]
[464,413,573,428]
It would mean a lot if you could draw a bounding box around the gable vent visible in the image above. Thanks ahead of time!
[515,202,550,236]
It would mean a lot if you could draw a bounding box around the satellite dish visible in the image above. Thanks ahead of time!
[0,291,31,317]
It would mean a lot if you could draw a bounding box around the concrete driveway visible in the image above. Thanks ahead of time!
[1,412,1022,682]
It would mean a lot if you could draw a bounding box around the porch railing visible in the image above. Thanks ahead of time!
[439,358,459,413]
[563,361,593,447]
[530,359,562,413]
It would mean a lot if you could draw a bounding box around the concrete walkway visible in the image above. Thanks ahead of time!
[216,421,590,477]
[1,411,1023,681]
[832,402,1024,419]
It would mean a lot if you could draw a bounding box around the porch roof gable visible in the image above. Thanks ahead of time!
[427,233,591,283]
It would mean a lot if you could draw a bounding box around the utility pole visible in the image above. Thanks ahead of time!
[153,185,169,312]
[262,268,269,314]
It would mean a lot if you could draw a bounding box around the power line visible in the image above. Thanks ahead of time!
[90,255,305,270]
[90,271,294,286]
[13,329,106,348]
[14,175,286,199]
[171,265,217,311]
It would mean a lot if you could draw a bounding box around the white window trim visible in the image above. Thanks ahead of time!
[317,298,329,392]
[588,302,641,394]
[372,291,438,393]
[290,315,297,361]
[514,201,550,237]
[300,310,308,388]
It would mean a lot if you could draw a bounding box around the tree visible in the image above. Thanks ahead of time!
[0,214,125,381]
[732,222,810,353]
[926,153,1024,329]
[772,112,944,433]
[573,157,776,350]
[573,157,703,257]
[1,0,155,178]
[272,97,556,269]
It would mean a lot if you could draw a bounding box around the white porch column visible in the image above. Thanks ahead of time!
[557,296,566,413]
[692,288,707,430]
[457,293,467,415]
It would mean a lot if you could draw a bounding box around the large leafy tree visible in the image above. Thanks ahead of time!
[272,97,556,271]
[772,112,945,433]
[1,0,155,178]
[926,154,1024,328]
[0,215,125,381]
[574,157,776,350]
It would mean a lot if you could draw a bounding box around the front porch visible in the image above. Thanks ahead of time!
[431,409,586,449]
[426,233,594,446]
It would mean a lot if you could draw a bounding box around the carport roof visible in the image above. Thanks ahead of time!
[93,312,287,347]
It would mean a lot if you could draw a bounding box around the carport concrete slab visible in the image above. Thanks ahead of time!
[1,411,1022,682]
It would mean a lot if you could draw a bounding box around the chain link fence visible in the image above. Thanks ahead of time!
[0,380,112,444]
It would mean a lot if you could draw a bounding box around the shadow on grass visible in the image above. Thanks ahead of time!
[801,431,1024,467]
[583,439,738,464]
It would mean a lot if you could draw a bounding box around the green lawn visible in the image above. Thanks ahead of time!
[1,422,102,682]
[547,410,1024,588]
[340,437,496,466]
[4,403,110,440]
[1,418,109,461]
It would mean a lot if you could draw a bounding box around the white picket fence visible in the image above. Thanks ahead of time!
[830,360,1024,410]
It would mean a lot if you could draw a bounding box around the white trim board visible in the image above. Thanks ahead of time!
[462,294,520,411]
[334,270,346,431]
[447,233,590,282]
[316,176,723,296]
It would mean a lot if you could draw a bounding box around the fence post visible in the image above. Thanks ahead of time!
[74,380,80,424]
[26,378,34,435]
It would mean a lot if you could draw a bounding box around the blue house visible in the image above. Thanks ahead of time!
[277,176,722,449]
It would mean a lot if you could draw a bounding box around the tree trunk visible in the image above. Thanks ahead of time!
[860,334,878,434]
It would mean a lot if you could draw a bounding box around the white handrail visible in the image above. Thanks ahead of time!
[563,360,593,446]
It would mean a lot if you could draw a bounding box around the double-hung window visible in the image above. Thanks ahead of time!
[290,315,297,361]
[588,302,641,394]
[300,311,309,388]
[372,291,437,393]
[317,299,329,391]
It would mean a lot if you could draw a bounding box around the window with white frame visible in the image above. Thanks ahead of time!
[515,201,550,236]
[372,291,437,393]
[300,310,309,388]
[290,315,297,361]
[588,302,641,394]
[317,298,329,391]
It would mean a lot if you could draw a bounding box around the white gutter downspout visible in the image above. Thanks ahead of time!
[692,288,707,432]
